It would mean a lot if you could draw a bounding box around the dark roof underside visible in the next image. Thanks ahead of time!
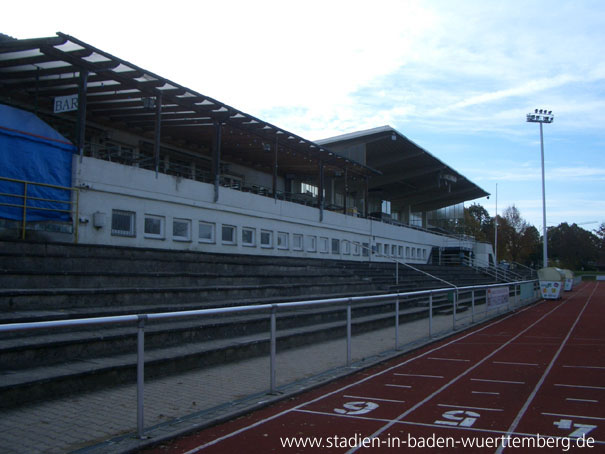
[0,33,375,180]
[318,127,490,212]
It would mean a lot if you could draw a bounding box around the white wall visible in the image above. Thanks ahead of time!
[73,156,467,263]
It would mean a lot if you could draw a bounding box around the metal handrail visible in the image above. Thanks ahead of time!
[0,176,80,243]
[0,279,539,439]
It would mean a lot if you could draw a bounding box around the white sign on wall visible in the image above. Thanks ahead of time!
[54,94,79,113]
[487,286,509,307]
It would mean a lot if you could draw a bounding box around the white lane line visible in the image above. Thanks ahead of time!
[385,384,412,389]
[394,373,444,379]
[470,378,525,385]
[563,365,605,370]
[555,383,605,390]
[495,282,599,454]
[472,391,500,395]
[493,361,538,366]
[346,296,566,454]
[542,412,605,421]
[438,403,503,412]
[566,398,598,403]
[427,357,470,362]
[181,300,544,454]
[344,395,406,404]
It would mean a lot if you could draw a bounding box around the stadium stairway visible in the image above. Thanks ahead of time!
[0,240,496,407]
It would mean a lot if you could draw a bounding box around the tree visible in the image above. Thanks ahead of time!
[500,205,530,263]
[548,223,600,270]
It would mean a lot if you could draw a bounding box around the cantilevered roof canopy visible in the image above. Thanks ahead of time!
[0,33,376,180]
[317,126,489,212]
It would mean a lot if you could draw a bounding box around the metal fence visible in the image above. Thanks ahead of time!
[0,279,539,443]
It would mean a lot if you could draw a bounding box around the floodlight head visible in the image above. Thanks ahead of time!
[535,109,538,113]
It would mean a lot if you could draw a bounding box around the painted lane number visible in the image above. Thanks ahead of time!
[553,419,597,438]
[334,401,379,415]
[435,410,480,427]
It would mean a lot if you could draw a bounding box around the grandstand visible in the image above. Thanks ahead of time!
[0,33,533,453]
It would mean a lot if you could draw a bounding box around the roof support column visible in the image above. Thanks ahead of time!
[343,167,348,215]
[364,176,369,218]
[318,160,324,222]
[77,70,88,161]
[273,136,278,201]
[154,92,162,178]
[212,121,222,203]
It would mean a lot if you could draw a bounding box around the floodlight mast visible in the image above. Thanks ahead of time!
[526,109,554,268]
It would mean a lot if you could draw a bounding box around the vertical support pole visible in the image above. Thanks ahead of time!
[395,296,400,350]
[318,161,324,222]
[21,182,28,240]
[212,121,222,203]
[136,315,147,439]
[429,293,433,337]
[395,261,399,286]
[540,121,548,268]
[74,189,80,244]
[346,299,352,366]
[273,136,278,200]
[154,92,162,178]
[77,70,88,161]
[343,166,348,215]
[364,176,369,218]
[270,305,277,393]
[471,290,475,323]
[452,291,457,330]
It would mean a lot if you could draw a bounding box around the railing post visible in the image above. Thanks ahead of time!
[270,305,277,393]
[471,290,475,323]
[452,291,457,330]
[136,315,147,439]
[429,293,433,338]
[395,296,400,350]
[346,299,352,366]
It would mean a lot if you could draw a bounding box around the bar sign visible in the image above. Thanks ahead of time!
[54,94,79,113]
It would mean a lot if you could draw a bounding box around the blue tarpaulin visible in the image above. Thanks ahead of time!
[0,104,76,221]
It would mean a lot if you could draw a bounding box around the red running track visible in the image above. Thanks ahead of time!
[141,281,604,453]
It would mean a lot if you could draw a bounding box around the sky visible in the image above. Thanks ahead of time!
[3,0,605,232]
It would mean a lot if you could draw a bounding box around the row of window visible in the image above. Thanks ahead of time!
[111,209,426,259]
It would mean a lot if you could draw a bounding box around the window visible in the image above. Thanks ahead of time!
[144,215,164,239]
[111,210,135,237]
[260,230,273,248]
[300,183,318,197]
[222,225,236,244]
[375,242,382,255]
[242,227,256,247]
[417,248,422,259]
[293,234,303,251]
[173,218,191,241]
[343,240,351,255]
[277,232,289,250]
[423,249,427,259]
[199,221,215,243]
[319,237,329,253]
[381,200,391,214]
[406,247,410,258]
[307,235,317,252]
[411,248,415,258]
[398,246,404,258]
[362,242,369,257]
[392,245,397,257]
[353,242,360,256]
[331,238,340,255]
[384,244,390,256]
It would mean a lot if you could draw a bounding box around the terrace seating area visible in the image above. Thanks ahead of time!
[0,240,497,408]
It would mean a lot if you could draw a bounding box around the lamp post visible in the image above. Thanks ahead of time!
[526,108,554,268]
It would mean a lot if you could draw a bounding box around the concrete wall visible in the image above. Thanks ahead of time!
[72,156,464,263]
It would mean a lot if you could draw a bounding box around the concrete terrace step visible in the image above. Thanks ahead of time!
[0,303,430,408]
[0,280,385,311]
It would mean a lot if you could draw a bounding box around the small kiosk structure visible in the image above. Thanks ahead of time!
[538,268,565,300]
[561,269,575,291]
